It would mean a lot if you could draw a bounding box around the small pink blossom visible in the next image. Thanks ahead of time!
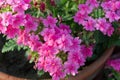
[28,35,42,51]
[45,57,62,74]
[106,26,114,37]
[37,57,46,70]
[52,68,65,80]
[0,0,4,7]
[82,17,96,31]
[40,28,55,41]
[25,20,38,32]
[10,0,30,13]
[95,18,111,35]
[107,59,120,72]
[86,0,99,8]
[78,4,92,14]
[56,34,73,52]
[0,19,7,33]
[106,11,120,22]
[74,11,88,25]
[59,24,71,33]
[17,30,30,45]
[0,12,13,26]
[69,37,81,52]
[68,51,85,66]
[38,44,58,57]
[5,25,19,39]
[43,16,58,27]
[64,62,79,76]
[12,14,26,27]
[101,1,111,11]
[81,45,93,59]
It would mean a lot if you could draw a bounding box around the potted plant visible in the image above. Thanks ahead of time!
[0,0,120,80]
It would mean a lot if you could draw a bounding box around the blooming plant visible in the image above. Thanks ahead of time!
[0,0,120,80]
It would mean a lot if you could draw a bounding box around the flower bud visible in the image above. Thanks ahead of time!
[50,0,56,6]
[40,2,45,12]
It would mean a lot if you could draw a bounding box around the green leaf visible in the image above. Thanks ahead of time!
[2,40,25,53]
[108,34,120,47]
[2,40,17,53]
[112,69,120,80]
[94,31,108,44]
[37,70,45,77]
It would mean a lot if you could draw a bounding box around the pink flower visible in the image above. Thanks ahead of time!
[41,28,55,41]
[81,45,93,59]
[24,14,38,32]
[78,4,92,14]
[45,57,62,74]
[82,17,96,31]
[116,9,120,16]
[0,12,13,26]
[95,18,110,35]
[106,26,114,37]
[107,59,120,72]
[12,13,26,27]
[101,1,111,11]
[110,1,118,11]
[6,0,15,5]
[25,20,38,32]
[116,1,120,10]
[56,34,73,52]
[38,44,58,57]
[106,11,120,22]
[102,1,120,23]
[5,25,19,39]
[0,0,4,6]
[0,19,7,33]
[59,24,71,33]
[52,68,65,80]
[24,0,31,4]
[64,62,79,76]
[37,57,46,70]
[17,30,30,45]
[43,16,57,27]
[69,37,81,52]
[0,24,6,34]
[28,35,42,51]
[68,51,85,66]
[74,11,88,25]
[11,0,30,13]
[86,0,99,8]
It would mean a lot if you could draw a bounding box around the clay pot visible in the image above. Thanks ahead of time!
[0,72,26,80]
[0,46,115,80]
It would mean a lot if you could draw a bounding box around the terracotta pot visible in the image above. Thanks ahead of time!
[0,46,115,80]
[0,72,26,80]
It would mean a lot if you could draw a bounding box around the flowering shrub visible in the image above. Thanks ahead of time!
[0,0,120,80]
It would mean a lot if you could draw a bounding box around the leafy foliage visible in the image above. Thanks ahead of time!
[2,40,27,53]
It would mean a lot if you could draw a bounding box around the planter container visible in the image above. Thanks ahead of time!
[0,46,115,80]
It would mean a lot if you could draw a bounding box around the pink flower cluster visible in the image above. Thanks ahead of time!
[0,0,31,14]
[36,16,93,80]
[74,0,115,36]
[0,12,38,39]
[101,0,120,22]
[0,0,94,80]
[107,59,120,72]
